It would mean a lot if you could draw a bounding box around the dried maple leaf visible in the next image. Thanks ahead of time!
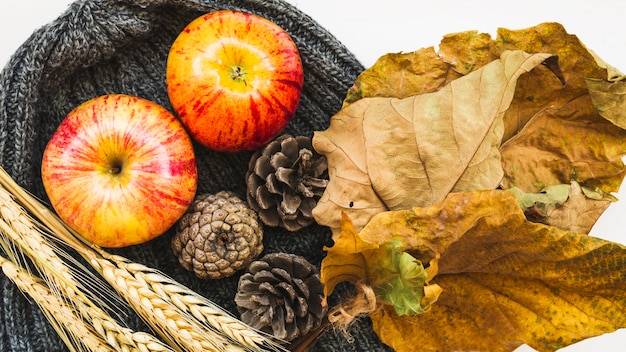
[322,190,626,352]
[321,212,378,298]
[312,50,555,237]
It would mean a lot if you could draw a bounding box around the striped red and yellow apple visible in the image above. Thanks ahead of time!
[166,10,304,152]
[41,94,198,248]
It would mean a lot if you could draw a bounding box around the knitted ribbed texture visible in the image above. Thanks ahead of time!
[0,0,393,351]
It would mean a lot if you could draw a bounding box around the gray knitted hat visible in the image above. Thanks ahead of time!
[0,0,392,351]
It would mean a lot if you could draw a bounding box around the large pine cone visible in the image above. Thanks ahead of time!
[171,191,264,280]
[235,252,327,342]
[246,135,328,232]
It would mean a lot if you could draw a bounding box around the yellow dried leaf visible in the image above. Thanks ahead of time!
[320,212,378,299]
[339,22,626,199]
[313,50,555,237]
[543,181,613,234]
[587,78,626,129]
[499,95,626,193]
[323,190,626,352]
[508,181,615,233]
[438,30,500,75]
[494,22,603,141]
[343,47,461,105]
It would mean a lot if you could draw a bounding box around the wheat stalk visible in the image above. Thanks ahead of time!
[86,249,286,352]
[0,167,286,352]
[0,185,87,300]
[1,252,173,352]
[98,251,285,351]
[88,252,241,352]
[0,254,114,352]
[0,249,174,352]
[0,177,176,352]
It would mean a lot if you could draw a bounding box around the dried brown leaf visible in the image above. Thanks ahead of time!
[340,22,626,198]
[313,51,554,237]
[543,181,613,234]
[495,23,626,194]
[499,94,626,193]
[322,190,626,352]
[587,78,626,129]
[343,47,461,105]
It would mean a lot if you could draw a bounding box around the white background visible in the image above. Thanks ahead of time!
[1,0,625,351]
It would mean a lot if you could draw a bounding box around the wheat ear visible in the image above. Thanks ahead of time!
[0,254,114,352]
[0,167,286,352]
[0,185,89,302]
[0,176,175,352]
[1,253,174,352]
[97,250,285,351]
[88,252,242,352]
[0,248,174,352]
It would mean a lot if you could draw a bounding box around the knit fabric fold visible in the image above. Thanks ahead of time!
[0,0,392,351]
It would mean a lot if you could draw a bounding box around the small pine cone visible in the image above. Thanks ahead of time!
[235,252,327,342]
[171,191,264,280]
[246,134,328,232]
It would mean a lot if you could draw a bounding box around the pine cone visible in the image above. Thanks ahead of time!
[235,252,327,342]
[246,135,328,232]
[171,191,264,280]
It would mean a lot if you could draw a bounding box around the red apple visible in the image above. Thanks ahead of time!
[166,10,304,152]
[41,94,198,248]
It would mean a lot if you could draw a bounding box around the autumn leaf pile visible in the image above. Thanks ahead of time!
[311,22,626,352]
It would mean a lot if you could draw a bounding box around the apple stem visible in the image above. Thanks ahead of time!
[229,66,247,87]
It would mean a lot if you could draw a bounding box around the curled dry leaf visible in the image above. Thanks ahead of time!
[489,23,626,193]
[509,181,616,234]
[499,94,626,193]
[342,47,462,106]
[321,213,441,317]
[312,50,555,237]
[313,21,626,352]
[322,190,626,352]
[542,181,613,234]
[321,22,626,238]
[587,78,626,129]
